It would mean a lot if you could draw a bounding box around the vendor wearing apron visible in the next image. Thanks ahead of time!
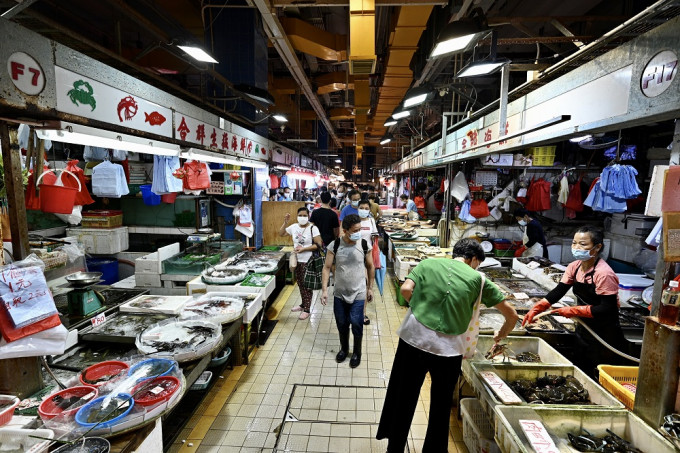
[522,226,631,376]
[514,208,548,258]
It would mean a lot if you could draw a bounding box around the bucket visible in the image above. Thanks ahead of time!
[161,192,178,204]
[140,185,161,206]
[86,258,119,285]
[37,169,81,214]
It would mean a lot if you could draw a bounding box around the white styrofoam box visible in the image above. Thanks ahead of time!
[618,274,654,303]
[243,293,265,324]
[135,273,162,288]
[605,232,646,263]
[66,227,129,254]
[608,213,659,237]
[394,255,416,281]
[186,276,207,295]
[135,243,181,274]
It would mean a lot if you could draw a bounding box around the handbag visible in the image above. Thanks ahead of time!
[302,248,324,290]
[462,274,486,359]
[372,237,381,270]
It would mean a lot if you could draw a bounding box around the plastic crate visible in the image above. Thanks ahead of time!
[190,371,213,390]
[494,249,515,257]
[495,406,676,453]
[597,365,638,410]
[81,210,123,229]
[473,335,571,365]
[532,155,555,167]
[468,363,624,420]
[527,146,556,157]
[460,398,500,453]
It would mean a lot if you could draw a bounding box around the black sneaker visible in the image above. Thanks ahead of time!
[363,316,370,325]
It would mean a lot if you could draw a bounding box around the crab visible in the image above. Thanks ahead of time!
[485,343,511,362]
[67,80,96,111]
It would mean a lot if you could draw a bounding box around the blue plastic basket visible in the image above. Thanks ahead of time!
[139,184,161,206]
[75,393,134,429]
[127,358,176,382]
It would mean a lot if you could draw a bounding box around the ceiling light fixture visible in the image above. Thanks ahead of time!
[456,59,509,78]
[272,114,288,123]
[234,84,275,106]
[335,159,342,163]
[177,44,218,63]
[383,118,398,127]
[570,134,592,143]
[35,122,180,156]
[393,110,410,120]
[430,9,490,59]
[380,135,393,145]
[403,85,433,108]
[181,148,267,168]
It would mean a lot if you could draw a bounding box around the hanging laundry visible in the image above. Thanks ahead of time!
[152,155,183,195]
[18,123,52,152]
[564,176,585,212]
[92,160,129,198]
[83,146,110,162]
[525,178,551,212]
[584,178,627,213]
[459,199,477,224]
[557,175,569,205]
[269,173,280,189]
[599,164,642,199]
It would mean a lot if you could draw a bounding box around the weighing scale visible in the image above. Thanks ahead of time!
[64,272,105,316]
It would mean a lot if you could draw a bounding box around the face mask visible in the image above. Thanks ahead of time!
[297,216,309,225]
[358,209,370,218]
[572,248,593,261]
[351,200,359,207]
[518,220,527,226]
[337,191,344,196]
[349,231,362,241]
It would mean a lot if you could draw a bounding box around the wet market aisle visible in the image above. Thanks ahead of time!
[168,276,468,453]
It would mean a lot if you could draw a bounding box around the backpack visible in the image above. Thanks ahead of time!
[332,238,368,262]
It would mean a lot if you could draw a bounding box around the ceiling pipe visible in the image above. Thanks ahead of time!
[248,0,341,148]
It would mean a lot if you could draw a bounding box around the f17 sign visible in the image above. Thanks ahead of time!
[641,50,678,98]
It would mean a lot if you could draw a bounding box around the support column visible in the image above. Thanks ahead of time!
[0,121,29,260]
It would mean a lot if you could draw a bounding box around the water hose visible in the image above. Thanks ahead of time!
[573,318,640,363]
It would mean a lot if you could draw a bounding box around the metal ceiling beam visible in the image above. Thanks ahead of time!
[1,0,40,19]
[550,19,585,48]
[272,0,445,6]
[488,15,629,25]
[248,0,341,148]
[478,35,592,45]
[510,21,562,55]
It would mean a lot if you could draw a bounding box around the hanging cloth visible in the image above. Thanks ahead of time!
[92,160,129,198]
[564,176,585,212]
[525,178,551,211]
[152,155,183,195]
[459,199,477,223]
[558,175,570,205]
[63,160,94,205]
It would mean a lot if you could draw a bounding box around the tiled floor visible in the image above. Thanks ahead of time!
[168,277,469,453]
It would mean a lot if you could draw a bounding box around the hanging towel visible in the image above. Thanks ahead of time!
[525,178,551,211]
[152,156,183,195]
[558,175,569,205]
[459,199,477,223]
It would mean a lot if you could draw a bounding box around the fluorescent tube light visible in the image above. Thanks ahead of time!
[334,159,342,163]
[181,148,266,168]
[177,45,218,63]
[273,114,288,123]
[456,60,508,77]
[380,138,391,145]
[383,118,397,127]
[570,134,592,143]
[393,110,410,120]
[35,123,180,156]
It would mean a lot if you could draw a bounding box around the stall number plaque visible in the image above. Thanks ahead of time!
[7,52,45,96]
[91,313,106,327]
[641,50,678,98]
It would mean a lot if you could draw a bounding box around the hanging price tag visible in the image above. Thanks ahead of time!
[91,313,106,327]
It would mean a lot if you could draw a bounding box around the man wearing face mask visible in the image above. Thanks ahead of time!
[514,208,548,259]
[522,226,632,376]
[278,187,293,201]
[321,214,374,368]
[339,189,362,222]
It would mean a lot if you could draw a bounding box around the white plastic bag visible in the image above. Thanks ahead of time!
[0,324,68,359]
[52,172,83,225]
[451,171,470,202]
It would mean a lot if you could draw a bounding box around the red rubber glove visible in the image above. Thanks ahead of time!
[552,305,593,318]
[522,300,551,326]
[514,245,527,257]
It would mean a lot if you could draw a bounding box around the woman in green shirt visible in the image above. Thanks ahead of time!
[376,239,518,453]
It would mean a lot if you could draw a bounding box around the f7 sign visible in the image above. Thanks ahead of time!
[641,50,678,98]
[7,52,45,96]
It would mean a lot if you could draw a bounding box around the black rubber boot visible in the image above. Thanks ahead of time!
[336,331,350,363]
[349,335,362,368]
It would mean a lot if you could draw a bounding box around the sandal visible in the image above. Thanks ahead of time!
[363,316,370,325]
[291,306,303,312]
[299,312,310,320]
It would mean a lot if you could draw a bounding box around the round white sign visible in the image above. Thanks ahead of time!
[641,50,678,98]
[7,52,45,96]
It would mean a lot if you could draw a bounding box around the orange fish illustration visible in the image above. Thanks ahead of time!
[144,111,167,126]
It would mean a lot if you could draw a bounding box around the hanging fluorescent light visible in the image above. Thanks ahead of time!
[181,148,267,168]
[403,86,433,108]
[430,17,490,58]
[383,118,397,127]
[273,114,288,123]
[177,45,218,63]
[334,159,342,163]
[570,134,592,143]
[456,59,509,78]
[234,84,275,106]
[35,122,180,156]
[393,110,410,120]
[380,135,393,145]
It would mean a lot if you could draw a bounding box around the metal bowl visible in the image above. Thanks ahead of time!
[65,272,103,287]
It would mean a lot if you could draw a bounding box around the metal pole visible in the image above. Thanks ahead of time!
[0,122,29,260]
[499,63,510,138]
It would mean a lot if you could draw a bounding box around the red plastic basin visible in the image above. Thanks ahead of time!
[38,386,98,420]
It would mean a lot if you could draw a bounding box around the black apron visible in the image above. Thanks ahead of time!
[571,258,631,375]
